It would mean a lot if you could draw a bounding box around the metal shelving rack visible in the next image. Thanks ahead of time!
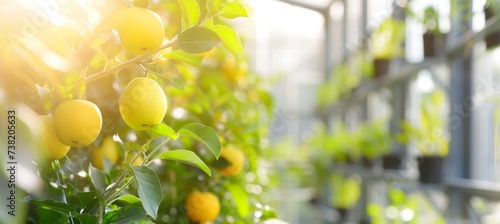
[275,0,500,223]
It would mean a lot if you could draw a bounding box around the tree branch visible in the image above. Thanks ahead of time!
[84,37,178,84]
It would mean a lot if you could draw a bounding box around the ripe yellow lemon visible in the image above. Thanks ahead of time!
[218,146,245,176]
[91,136,120,170]
[185,191,220,222]
[39,115,71,160]
[54,100,103,148]
[119,77,168,131]
[117,7,165,55]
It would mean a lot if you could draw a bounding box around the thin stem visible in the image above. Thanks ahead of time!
[101,139,169,205]
[84,37,177,84]
[54,160,75,224]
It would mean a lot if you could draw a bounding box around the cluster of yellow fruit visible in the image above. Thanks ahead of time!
[39,76,167,160]
[36,6,249,223]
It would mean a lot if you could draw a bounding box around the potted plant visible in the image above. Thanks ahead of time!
[485,0,500,49]
[356,120,392,167]
[330,173,361,222]
[370,18,406,78]
[421,6,447,57]
[398,89,449,184]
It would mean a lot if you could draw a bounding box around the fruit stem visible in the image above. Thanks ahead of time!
[84,37,178,84]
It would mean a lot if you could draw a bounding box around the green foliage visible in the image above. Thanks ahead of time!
[330,174,360,209]
[356,119,392,159]
[370,18,406,59]
[397,89,449,156]
[0,0,281,223]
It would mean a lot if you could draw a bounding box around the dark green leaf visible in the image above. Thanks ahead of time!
[210,156,232,168]
[37,207,68,224]
[102,206,147,224]
[163,50,202,66]
[131,166,162,219]
[76,192,97,208]
[176,27,221,54]
[27,200,77,214]
[149,124,180,140]
[74,214,98,224]
[219,1,248,18]
[177,0,200,29]
[207,24,242,57]
[227,183,250,217]
[158,150,211,176]
[178,122,221,158]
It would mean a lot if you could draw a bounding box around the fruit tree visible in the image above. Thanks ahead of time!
[0,0,280,223]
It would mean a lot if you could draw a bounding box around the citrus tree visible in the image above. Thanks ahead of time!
[0,0,279,223]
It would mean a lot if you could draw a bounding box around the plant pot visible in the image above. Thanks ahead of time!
[361,157,375,167]
[382,155,403,170]
[417,156,444,184]
[423,32,447,57]
[373,59,390,78]
[334,207,348,221]
[485,7,500,49]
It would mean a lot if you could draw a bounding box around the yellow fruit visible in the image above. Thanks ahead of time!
[119,77,168,131]
[39,115,71,160]
[117,7,165,55]
[185,191,220,222]
[91,136,120,170]
[127,151,144,166]
[54,100,103,148]
[218,146,245,176]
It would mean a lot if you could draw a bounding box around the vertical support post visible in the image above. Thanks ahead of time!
[446,0,473,220]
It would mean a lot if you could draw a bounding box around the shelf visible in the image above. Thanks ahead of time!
[319,16,500,116]
[320,58,445,116]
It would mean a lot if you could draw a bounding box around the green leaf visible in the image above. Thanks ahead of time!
[207,24,242,57]
[226,183,250,217]
[27,200,77,214]
[149,124,180,140]
[219,1,248,18]
[176,27,221,54]
[148,71,185,91]
[74,214,98,224]
[131,166,162,219]
[111,194,142,206]
[90,52,106,68]
[124,142,146,152]
[158,150,211,176]
[87,164,106,216]
[102,206,147,224]
[88,164,107,194]
[210,156,232,168]
[75,192,96,209]
[37,207,68,224]
[177,0,200,29]
[178,122,221,158]
[163,50,202,66]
